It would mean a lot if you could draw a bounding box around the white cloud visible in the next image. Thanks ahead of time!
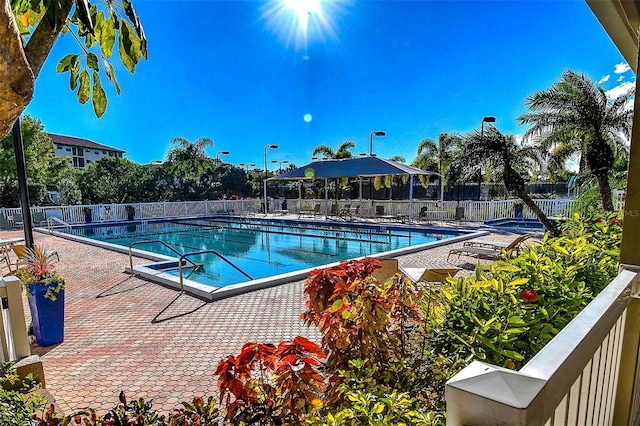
[618,75,625,82]
[605,81,634,99]
[598,74,610,84]
[614,62,631,74]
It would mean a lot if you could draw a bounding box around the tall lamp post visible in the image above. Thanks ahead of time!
[479,117,496,201]
[239,163,256,173]
[263,144,278,213]
[272,160,288,197]
[369,131,386,156]
[215,151,230,164]
[271,159,289,174]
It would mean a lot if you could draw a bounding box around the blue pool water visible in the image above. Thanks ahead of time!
[63,217,465,287]
[486,218,545,231]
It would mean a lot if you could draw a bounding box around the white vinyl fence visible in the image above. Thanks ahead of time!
[446,269,640,426]
[0,197,582,229]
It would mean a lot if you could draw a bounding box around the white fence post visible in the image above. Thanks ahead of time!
[446,270,636,425]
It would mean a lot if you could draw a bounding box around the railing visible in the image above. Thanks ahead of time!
[0,198,577,229]
[445,269,640,425]
[0,276,30,363]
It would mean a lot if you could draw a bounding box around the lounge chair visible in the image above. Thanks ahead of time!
[375,206,396,222]
[338,204,351,219]
[298,204,320,218]
[463,235,531,256]
[447,234,531,262]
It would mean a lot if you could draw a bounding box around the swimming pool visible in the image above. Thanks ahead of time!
[485,218,545,231]
[55,217,483,299]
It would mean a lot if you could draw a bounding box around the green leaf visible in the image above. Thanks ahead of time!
[104,61,121,95]
[502,350,524,361]
[508,277,530,287]
[92,71,107,117]
[86,52,99,71]
[508,316,526,326]
[69,57,80,90]
[118,26,136,72]
[372,402,385,414]
[57,54,77,72]
[100,16,116,58]
[330,299,343,312]
[77,69,90,104]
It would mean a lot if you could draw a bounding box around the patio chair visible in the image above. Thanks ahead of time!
[447,234,530,262]
[338,204,351,219]
[32,211,47,227]
[11,213,23,229]
[375,206,396,222]
[298,204,320,218]
[372,258,401,284]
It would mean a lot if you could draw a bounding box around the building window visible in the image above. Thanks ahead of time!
[95,150,99,154]
[66,147,71,151]
[109,152,114,157]
[56,144,62,150]
[102,150,106,154]
[72,146,85,168]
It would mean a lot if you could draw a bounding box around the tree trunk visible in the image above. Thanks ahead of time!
[0,0,73,139]
[517,190,560,237]
[595,172,615,211]
[0,0,34,138]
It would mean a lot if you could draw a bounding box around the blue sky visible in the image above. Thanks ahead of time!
[25,0,633,171]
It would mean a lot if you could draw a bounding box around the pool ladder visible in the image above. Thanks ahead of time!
[128,240,252,292]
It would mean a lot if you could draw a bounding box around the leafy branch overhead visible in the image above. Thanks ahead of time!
[1,0,147,138]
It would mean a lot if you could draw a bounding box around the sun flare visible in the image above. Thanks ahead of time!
[261,0,340,51]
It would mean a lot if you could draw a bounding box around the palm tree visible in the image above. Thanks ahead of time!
[451,126,559,236]
[517,70,633,211]
[165,137,215,198]
[312,141,355,159]
[412,133,462,188]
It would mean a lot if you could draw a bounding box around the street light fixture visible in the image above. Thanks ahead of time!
[272,159,289,173]
[239,163,256,173]
[215,151,230,162]
[369,131,386,156]
[264,144,278,213]
[479,116,496,201]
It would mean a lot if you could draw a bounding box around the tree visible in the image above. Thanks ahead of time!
[311,141,356,199]
[312,141,355,159]
[412,133,463,190]
[1,0,147,139]
[165,137,216,200]
[0,115,72,206]
[517,70,633,211]
[451,126,560,236]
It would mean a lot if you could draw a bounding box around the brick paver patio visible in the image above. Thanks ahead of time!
[1,221,529,415]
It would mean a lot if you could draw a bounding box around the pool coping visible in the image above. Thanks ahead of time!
[38,217,488,301]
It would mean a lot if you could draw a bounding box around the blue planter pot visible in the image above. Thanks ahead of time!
[27,283,64,346]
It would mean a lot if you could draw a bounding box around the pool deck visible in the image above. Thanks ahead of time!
[1,217,534,415]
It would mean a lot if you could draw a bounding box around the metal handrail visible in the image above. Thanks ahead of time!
[178,250,253,292]
[47,217,71,233]
[128,240,198,276]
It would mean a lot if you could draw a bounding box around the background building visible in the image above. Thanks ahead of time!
[49,133,125,168]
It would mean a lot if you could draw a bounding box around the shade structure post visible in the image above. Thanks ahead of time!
[359,177,363,200]
[440,175,444,207]
[408,174,414,224]
[324,178,329,219]
[12,118,33,249]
